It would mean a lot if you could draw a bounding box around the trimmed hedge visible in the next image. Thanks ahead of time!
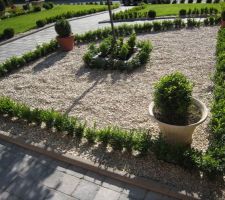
[203,28,225,177]
[35,4,120,29]
[179,7,218,17]
[0,27,15,42]
[0,40,58,76]
[83,34,152,71]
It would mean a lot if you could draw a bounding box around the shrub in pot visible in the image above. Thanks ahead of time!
[149,72,208,145]
[55,19,74,51]
[221,10,225,28]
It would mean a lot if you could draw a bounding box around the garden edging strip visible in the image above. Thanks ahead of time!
[0,132,199,200]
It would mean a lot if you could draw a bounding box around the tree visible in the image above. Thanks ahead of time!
[106,0,116,43]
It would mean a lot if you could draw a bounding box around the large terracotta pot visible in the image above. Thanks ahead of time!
[149,98,208,146]
[221,20,225,28]
[56,35,74,51]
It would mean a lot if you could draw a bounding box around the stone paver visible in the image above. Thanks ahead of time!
[0,139,175,200]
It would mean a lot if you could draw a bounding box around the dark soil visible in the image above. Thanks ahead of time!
[153,103,202,126]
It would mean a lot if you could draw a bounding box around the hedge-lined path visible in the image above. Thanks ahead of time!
[0,6,132,63]
[0,139,174,200]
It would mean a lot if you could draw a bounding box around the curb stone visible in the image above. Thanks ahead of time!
[0,132,200,200]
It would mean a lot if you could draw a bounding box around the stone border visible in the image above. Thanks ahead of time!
[0,10,111,47]
[0,132,199,200]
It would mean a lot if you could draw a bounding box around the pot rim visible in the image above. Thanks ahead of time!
[56,34,74,39]
[149,97,208,127]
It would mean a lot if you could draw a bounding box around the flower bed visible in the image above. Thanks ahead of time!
[83,34,152,71]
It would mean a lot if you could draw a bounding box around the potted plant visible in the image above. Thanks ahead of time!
[149,72,208,145]
[221,10,225,28]
[55,19,74,51]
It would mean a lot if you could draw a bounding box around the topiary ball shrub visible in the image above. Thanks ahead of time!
[154,72,193,125]
[36,19,47,28]
[55,19,72,38]
[148,10,156,19]
[23,4,30,11]
[33,6,41,12]
[179,9,186,17]
[3,28,15,39]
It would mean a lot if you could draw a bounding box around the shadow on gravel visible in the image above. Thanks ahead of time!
[33,51,68,74]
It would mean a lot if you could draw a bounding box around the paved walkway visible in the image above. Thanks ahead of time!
[0,139,174,200]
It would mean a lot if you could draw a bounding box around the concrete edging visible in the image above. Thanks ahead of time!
[0,132,199,200]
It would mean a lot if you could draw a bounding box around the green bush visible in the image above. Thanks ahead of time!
[119,43,129,60]
[154,72,193,125]
[179,9,186,17]
[33,6,41,12]
[55,19,72,38]
[3,28,14,39]
[36,19,47,28]
[148,10,156,19]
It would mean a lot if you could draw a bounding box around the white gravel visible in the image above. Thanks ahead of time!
[0,26,223,199]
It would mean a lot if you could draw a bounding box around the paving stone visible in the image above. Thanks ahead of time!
[42,169,80,195]
[84,171,105,185]
[72,179,99,200]
[66,164,88,179]
[0,166,18,192]
[44,189,78,200]
[48,160,70,173]
[94,187,120,200]
[118,193,137,200]
[6,175,49,200]
[102,177,124,192]
[144,191,175,200]
[0,191,20,200]
[122,184,146,200]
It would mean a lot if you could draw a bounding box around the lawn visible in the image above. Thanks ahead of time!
[0,4,110,34]
[134,3,223,16]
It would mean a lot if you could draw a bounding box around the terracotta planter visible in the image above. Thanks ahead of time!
[56,35,74,51]
[221,20,225,28]
[31,0,44,7]
[149,98,208,146]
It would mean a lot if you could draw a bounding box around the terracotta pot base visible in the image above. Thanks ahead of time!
[57,35,74,51]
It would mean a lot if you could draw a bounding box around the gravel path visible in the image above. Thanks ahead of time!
[0,27,224,199]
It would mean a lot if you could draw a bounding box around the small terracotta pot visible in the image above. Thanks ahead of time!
[221,20,225,28]
[149,98,208,146]
[56,35,74,51]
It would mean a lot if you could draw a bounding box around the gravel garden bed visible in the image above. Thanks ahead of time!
[0,26,224,199]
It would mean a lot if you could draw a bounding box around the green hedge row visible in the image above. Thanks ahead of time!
[0,96,202,169]
[0,40,58,76]
[203,28,225,176]
[76,17,220,43]
[36,4,119,28]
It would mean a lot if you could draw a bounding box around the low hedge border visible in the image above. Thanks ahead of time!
[83,39,152,71]
[35,4,120,28]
